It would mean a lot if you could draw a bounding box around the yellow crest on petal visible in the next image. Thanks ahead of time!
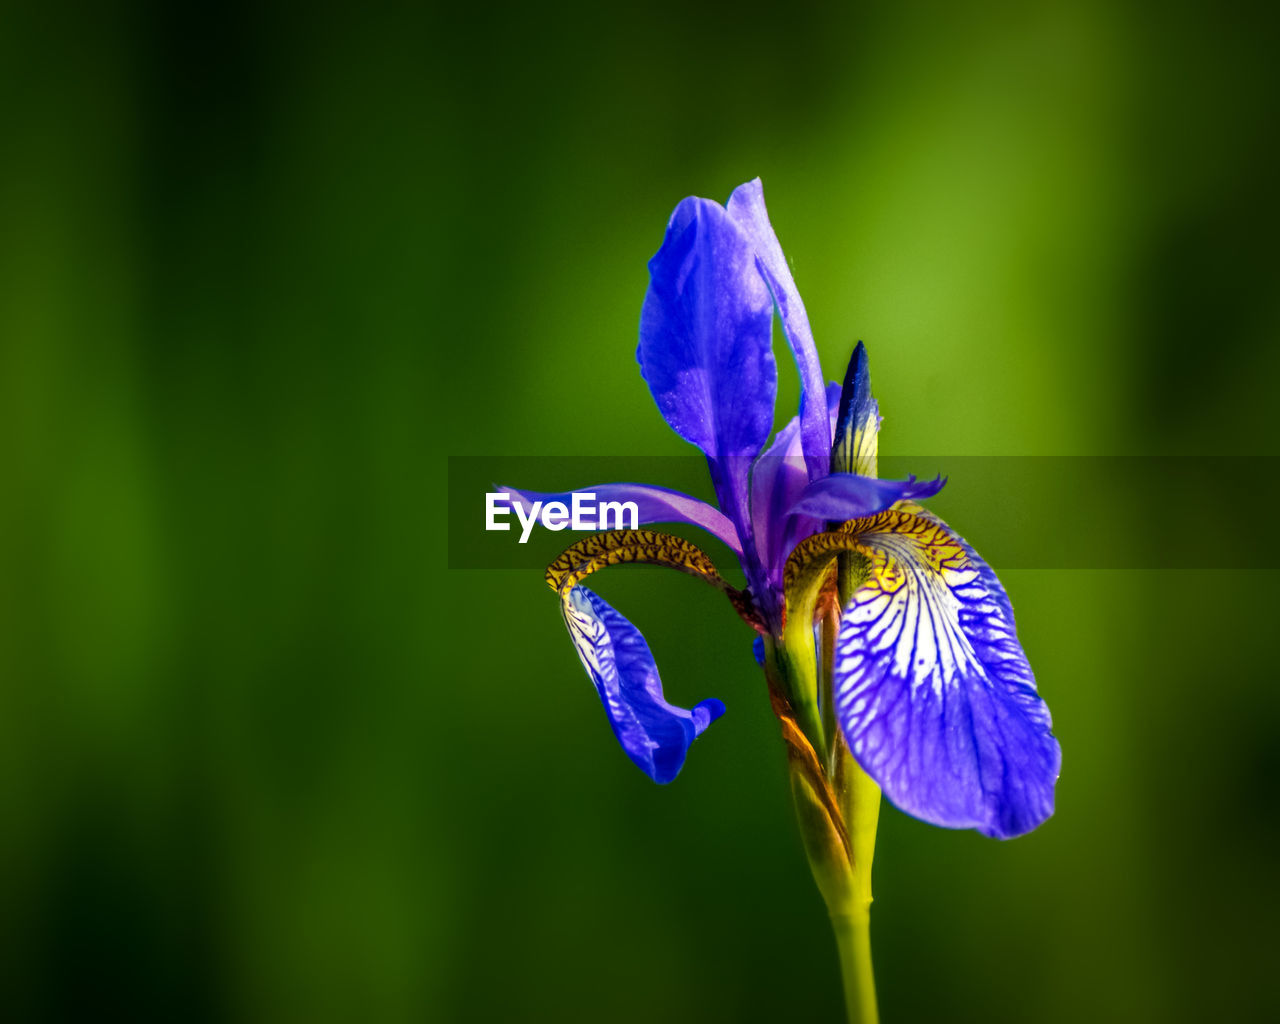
[546,528,727,593]
[545,529,765,631]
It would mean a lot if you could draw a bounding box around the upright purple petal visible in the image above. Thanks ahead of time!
[749,416,806,588]
[638,196,777,548]
[788,472,946,522]
[751,383,845,589]
[497,483,743,557]
[832,512,1060,838]
[562,585,725,784]
[727,178,831,479]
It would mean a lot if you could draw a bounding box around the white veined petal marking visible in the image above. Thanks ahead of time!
[838,514,984,702]
[564,588,611,680]
[563,588,656,755]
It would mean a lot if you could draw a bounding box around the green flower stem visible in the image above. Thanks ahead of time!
[837,745,882,903]
[784,592,881,1024]
[768,502,881,1021]
[831,903,878,1024]
[786,740,881,1024]
[827,657,882,1023]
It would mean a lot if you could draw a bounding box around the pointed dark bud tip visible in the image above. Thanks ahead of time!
[832,342,873,472]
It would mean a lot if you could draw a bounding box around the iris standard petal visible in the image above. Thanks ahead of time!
[749,415,804,586]
[498,482,743,557]
[831,511,1060,838]
[750,382,845,589]
[787,472,946,522]
[638,196,777,543]
[562,585,725,784]
[726,178,831,479]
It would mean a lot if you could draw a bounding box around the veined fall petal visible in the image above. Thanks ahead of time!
[830,510,1060,839]
[545,528,764,782]
[562,585,724,784]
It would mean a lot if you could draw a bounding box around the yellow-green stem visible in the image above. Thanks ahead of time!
[826,745,881,1024]
[822,609,882,1023]
[831,906,878,1024]
[775,529,881,1022]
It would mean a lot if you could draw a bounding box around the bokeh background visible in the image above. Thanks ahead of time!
[3,1,1278,1020]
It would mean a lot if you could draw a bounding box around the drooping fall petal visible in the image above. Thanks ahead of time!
[562,585,724,784]
[831,510,1060,838]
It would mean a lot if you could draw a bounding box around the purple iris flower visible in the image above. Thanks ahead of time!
[506,179,1060,840]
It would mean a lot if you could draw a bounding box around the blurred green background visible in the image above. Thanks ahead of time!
[3,0,1278,1020]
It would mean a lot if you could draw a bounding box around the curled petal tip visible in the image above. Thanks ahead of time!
[692,698,727,735]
